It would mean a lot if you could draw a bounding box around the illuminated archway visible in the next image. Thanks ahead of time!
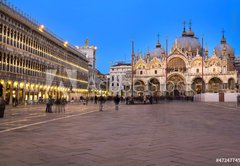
[191,77,205,94]
[148,78,160,95]
[167,57,186,73]
[208,77,223,92]
[167,74,185,96]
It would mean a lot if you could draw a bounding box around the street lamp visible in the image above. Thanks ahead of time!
[38,25,44,32]
[64,41,68,47]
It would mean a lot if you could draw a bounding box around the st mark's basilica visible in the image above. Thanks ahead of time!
[130,23,238,97]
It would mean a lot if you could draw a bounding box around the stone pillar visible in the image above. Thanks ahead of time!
[22,85,25,105]
[16,84,19,104]
[9,83,13,105]
[205,83,208,92]
[3,81,6,100]
[28,90,30,104]
[33,91,36,103]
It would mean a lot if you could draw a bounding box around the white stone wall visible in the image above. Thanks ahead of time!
[194,93,240,102]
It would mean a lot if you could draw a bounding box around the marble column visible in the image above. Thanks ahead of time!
[16,84,19,104]
[22,84,25,105]
[3,81,6,100]
[9,83,13,105]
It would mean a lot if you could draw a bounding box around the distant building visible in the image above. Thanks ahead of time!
[109,62,131,96]
[76,39,102,96]
[0,1,89,104]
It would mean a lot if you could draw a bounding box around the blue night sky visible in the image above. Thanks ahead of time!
[9,0,240,73]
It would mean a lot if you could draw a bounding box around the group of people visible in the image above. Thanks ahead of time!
[98,94,121,111]
[46,96,67,113]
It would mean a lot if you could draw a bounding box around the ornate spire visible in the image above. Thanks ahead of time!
[182,20,187,36]
[147,47,150,55]
[189,20,192,30]
[213,49,217,56]
[156,33,161,48]
[85,38,89,46]
[186,20,194,37]
[221,29,226,44]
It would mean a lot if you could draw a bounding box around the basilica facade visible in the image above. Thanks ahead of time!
[131,25,238,97]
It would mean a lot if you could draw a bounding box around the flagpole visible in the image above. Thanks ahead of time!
[131,40,135,98]
[166,37,168,94]
[201,36,204,93]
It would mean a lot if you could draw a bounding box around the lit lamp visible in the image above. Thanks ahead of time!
[38,25,44,32]
[20,82,24,89]
[64,41,68,47]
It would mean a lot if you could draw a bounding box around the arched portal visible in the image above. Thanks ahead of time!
[148,78,160,96]
[167,74,185,96]
[208,77,223,92]
[228,78,235,90]
[167,57,186,73]
[192,77,205,94]
[134,80,145,96]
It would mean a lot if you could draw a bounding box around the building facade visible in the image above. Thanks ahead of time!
[0,1,89,104]
[128,25,239,97]
[109,62,131,96]
[76,39,102,96]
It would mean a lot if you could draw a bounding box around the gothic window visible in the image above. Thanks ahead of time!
[155,70,157,74]
[196,69,199,73]
[140,71,143,75]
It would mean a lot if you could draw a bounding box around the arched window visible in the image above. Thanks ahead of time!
[228,78,235,90]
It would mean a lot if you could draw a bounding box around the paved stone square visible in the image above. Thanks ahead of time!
[0,102,240,166]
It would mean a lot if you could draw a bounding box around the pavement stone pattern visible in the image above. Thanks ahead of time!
[0,101,240,166]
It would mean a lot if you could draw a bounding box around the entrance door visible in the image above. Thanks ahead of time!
[174,89,180,97]
[219,92,224,102]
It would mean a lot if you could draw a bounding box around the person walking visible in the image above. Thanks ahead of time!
[98,95,104,111]
[0,96,6,118]
[114,94,120,111]
[94,95,98,104]
[149,95,153,104]
[55,98,61,113]
[46,96,53,113]
[61,98,66,113]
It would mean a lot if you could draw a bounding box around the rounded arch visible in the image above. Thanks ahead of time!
[167,57,186,73]
[228,78,235,90]
[148,77,160,92]
[13,81,19,88]
[191,77,205,94]
[167,73,185,84]
[148,58,162,69]
[167,74,186,96]
[135,59,147,69]
[208,77,223,92]
[207,57,221,67]
[191,58,205,68]
[134,79,145,92]
[0,79,5,85]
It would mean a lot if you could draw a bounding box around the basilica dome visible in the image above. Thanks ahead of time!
[172,25,201,53]
[173,36,201,52]
[214,35,234,60]
[151,41,165,58]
